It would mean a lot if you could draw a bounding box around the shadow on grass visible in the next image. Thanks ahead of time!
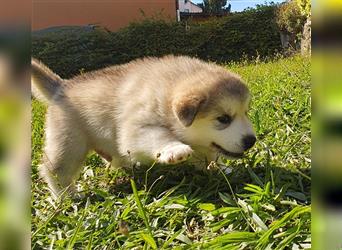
[81,153,311,207]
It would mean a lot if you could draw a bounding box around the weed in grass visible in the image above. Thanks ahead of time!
[32,55,311,249]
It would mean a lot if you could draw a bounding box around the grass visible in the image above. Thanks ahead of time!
[31,55,311,249]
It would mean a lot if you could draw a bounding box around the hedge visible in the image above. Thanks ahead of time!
[32,5,282,78]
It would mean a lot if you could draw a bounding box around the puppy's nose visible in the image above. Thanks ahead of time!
[242,135,256,150]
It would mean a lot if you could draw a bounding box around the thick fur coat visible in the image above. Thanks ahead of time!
[32,56,256,198]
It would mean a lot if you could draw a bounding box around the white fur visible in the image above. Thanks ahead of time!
[32,56,256,198]
[183,98,254,159]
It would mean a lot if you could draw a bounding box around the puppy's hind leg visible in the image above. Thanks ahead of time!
[40,115,88,199]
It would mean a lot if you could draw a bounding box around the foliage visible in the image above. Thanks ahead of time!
[296,0,311,17]
[32,56,311,249]
[276,0,306,34]
[32,5,281,79]
[199,0,230,14]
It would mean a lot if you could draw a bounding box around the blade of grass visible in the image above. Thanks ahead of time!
[215,163,256,232]
[145,160,158,192]
[202,231,257,248]
[162,229,185,249]
[141,233,157,249]
[32,190,71,239]
[67,208,86,249]
[257,205,311,248]
[130,179,157,249]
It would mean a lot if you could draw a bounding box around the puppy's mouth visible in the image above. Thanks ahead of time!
[211,142,244,158]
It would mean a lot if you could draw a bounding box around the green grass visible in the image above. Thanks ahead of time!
[31,55,311,249]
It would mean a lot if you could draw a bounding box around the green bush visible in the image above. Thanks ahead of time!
[32,5,282,78]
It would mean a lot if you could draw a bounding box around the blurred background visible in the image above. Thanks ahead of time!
[0,0,30,249]
[31,0,308,78]
[313,1,342,250]
[0,0,341,249]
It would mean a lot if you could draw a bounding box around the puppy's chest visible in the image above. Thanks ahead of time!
[91,134,118,156]
[86,122,118,153]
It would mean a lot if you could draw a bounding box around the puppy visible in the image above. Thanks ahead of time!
[32,56,256,198]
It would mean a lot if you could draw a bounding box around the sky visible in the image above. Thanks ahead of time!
[191,0,286,12]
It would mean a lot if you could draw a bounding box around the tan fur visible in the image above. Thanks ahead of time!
[32,55,256,198]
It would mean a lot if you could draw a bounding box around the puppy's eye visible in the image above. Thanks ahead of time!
[216,115,232,124]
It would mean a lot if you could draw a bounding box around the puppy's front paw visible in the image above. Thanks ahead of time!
[158,143,193,164]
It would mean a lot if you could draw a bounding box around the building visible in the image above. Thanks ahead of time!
[32,0,177,31]
[176,0,203,21]
[178,0,203,13]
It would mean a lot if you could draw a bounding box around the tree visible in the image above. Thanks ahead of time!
[296,0,311,55]
[199,0,230,15]
[276,0,306,35]
[276,0,308,51]
[226,3,231,13]
[296,0,311,17]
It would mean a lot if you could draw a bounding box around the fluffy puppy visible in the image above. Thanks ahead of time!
[32,56,256,198]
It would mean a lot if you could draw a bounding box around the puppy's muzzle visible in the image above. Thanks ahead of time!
[242,135,256,150]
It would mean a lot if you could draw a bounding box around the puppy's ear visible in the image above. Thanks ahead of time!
[173,94,207,127]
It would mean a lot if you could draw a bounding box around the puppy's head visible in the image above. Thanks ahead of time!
[172,72,256,159]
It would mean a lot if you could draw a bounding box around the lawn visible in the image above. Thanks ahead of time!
[31,55,311,249]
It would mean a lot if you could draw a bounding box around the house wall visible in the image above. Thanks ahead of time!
[178,0,202,13]
[0,0,31,25]
[32,0,177,31]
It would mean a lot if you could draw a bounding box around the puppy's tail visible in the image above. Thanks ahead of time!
[31,58,63,102]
